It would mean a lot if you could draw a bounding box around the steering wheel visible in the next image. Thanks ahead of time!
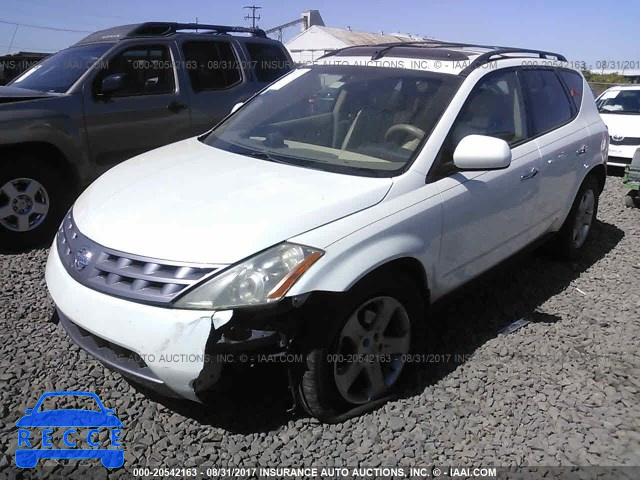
[384,123,426,144]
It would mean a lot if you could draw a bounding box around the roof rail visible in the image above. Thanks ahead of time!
[458,48,567,76]
[319,41,567,74]
[128,22,267,38]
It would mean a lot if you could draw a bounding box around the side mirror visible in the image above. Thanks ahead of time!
[230,102,244,114]
[99,73,127,96]
[453,135,512,171]
[24,408,34,414]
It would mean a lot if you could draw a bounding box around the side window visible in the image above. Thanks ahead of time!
[182,41,242,92]
[96,45,175,97]
[431,70,526,180]
[244,42,291,83]
[450,70,527,147]
[558,69,584,110]
[519,69,573,135]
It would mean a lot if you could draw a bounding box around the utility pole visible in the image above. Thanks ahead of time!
[244,5,262,29]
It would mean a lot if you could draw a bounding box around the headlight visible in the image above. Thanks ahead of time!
[173,243,324,310]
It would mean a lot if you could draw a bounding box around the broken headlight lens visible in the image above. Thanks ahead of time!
[173,243,324,310]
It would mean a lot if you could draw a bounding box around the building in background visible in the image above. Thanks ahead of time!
[0,51,49,85]
[284,14,428,64]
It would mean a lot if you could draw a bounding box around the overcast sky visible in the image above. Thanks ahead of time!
[0,0,637,69]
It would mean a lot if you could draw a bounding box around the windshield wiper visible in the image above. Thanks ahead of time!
[246,150,295,165]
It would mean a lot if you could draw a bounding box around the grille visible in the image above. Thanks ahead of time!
[610,136,640,146]
[57,210,221,305]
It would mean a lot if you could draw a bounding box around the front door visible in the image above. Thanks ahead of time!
[432,69,541,293]
[83,42,192,170]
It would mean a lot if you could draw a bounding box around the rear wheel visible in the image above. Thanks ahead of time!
[625,191,638,208]
[0,155,74,251]
[297,273,423,421]
[548,175,599,260]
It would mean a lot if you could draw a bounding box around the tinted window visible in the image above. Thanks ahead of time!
[450,70,527,147]
[244,42,291,83]
[520,69,572,135]
[182,41,241,91]
[95,45,175,97]
[558,70,583,110]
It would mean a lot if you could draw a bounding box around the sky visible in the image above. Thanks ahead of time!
[0,0,637,70]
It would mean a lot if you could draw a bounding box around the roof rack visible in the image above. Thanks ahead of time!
[319,41,567,76]
[458,48,567,76]
[75,22,267,45]
[129,22,267,38]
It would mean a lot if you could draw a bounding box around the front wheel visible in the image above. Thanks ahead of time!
[0,155,74,251]
[297,273,423,421]
[625,191,639,208]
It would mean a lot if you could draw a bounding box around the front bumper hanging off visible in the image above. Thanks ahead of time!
[47,246,326,402]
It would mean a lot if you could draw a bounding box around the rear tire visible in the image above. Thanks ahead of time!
[0,154,74,251]
[548,175,599,260]
[625,191,638,208]
[296,272,424,421]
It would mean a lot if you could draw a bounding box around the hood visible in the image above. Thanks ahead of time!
[600,113,640,138]
[73,138,393,264]
[0,85,58,103]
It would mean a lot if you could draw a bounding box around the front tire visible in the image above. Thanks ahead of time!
[548,175,599,260]
[297,272,424,421]
[0,154,74,251]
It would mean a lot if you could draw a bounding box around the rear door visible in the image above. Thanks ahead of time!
[83,41,191,169]
[179,39,256,136]
[519,68,587,234]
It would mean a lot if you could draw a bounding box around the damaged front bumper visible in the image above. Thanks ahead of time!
[45,248,302,402]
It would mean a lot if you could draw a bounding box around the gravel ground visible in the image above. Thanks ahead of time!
[0,179,639,477]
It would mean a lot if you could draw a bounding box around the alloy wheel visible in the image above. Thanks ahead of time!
[572,189,595,249]
[0,178,50,233]
[333,296,411,404]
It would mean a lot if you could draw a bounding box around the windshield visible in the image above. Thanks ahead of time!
[597,89,640,114]
[203,66,462,177]
[9,43,112,93]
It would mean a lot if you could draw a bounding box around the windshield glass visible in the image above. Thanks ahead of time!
[597,89,640,114]
[9,43,112,93]
[203,66,462,177]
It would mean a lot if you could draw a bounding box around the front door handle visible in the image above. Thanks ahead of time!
[576,145,588,156]
[520,167,539,181]
[167,101,188,113]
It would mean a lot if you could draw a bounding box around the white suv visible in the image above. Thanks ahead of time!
[46,42,608,421]
[596,84,640,167]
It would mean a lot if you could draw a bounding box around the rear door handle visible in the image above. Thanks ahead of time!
[167,101,188,113]
[576,145,588,156]
[520,167,539,181]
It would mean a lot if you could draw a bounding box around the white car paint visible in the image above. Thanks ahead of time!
[72,137,392,264]
[596,85,640,166]
[46,248,216,401]
[46,54,607,400]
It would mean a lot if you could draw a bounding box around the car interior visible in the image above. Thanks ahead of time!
[234,73,453,169]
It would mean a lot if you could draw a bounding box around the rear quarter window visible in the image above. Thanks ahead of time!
[244,42,291,83]
[558,69,584,110]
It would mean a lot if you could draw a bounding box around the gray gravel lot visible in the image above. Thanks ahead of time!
[0,179,639,477]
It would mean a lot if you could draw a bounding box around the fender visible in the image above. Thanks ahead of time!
[0,94,94,184]
[287,181,443,299]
